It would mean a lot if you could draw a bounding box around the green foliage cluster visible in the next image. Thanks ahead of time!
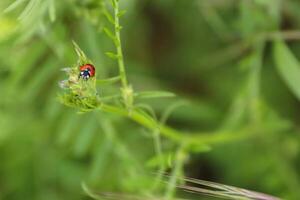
[1,0,300,200]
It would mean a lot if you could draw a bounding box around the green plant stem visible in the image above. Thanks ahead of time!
[152,129,163,168]
[248,41,265,125]
[151,129,165,191]
[164,144,186,199]
[113,0,128,90]
[98,103,258,146]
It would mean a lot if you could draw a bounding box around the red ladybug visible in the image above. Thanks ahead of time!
[78,64,95,80]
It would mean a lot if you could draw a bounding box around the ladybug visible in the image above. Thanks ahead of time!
[78,64,95,80]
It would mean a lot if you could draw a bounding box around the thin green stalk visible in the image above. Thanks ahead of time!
[153,130,163,163]
[164,144,186,199]
[151,129,165,191]
[248,40,265,125]
[113,0,128,89]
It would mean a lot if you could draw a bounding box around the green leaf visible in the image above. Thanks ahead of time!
[134,91,176,99]
[134,103,157,120]
[103,10,115,25]
[81,182,100,199]
[117,10,127,17]
[146,152,175,168]
[273,40,300,100]
[72,41,85,58]
[103,27,117,44]
[4,0,27,13]
[72,41,89,64]
[105,51,119,60]
[188,144,211,153]
[96,76,121,85]
[160,101,187,124]
[109,0,116,9]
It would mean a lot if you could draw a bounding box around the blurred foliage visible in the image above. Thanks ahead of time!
[1,0,300,200]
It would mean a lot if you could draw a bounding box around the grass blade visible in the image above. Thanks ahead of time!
[273,40,300,100]
[175,176,281,200]
[82,182,188,200]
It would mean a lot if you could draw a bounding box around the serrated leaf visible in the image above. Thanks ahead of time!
[273,40,300,100]
[134,91,176,99]
[105,52,119,60]
[96,76,121,85]
[4,0,27,13]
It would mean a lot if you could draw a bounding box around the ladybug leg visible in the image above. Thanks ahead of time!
[83,74,90,80]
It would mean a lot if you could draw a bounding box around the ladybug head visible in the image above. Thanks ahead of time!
[79,69,91,80]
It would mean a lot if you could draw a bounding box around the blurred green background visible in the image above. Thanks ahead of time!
[1,0,300,199]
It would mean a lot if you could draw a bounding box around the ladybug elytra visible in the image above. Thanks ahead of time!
[78,64,95,80]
